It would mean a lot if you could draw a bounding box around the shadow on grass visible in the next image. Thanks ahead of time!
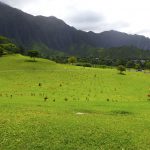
[24,59,38,62]
[110,110,133,116]
[118,72,126,75]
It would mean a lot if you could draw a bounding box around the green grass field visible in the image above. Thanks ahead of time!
[0,54,150,150]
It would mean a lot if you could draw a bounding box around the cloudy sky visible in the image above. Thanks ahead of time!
[1,0,150,37]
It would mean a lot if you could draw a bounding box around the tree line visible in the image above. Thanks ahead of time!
[52,55,150,71]
[0,35,150,70]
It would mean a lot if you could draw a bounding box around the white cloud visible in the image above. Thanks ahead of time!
[1,0,150,37]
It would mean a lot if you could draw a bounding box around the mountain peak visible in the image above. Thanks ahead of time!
[35,15,67,25]
[0,1,7,5]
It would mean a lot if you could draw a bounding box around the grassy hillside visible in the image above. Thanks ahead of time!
[0,54,150,149]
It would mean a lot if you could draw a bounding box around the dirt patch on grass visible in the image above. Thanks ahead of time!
[76,112,87,115]
[75,109,103,115]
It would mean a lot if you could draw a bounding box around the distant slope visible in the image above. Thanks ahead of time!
[1,2,150,56]
[0,35,20,54]
[0,54,58,70]
[96,30,150,50]
[98,46,150,59]
[0,54,78,73]
[0,2,93,56]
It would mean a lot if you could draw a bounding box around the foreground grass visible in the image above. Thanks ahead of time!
[0,54,150,149]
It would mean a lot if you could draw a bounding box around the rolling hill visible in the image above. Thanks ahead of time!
[1,54,150,149]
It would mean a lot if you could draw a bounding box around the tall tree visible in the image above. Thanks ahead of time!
[0,47,4,56]
[146,62,150,71]
[117,65,126,74]
[68,56,77,64]
[28,50,39,62]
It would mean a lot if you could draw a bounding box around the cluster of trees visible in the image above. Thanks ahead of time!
[117,65,126,74]
[117,62,150,75]
[96,46,150,60]
[66,56,150,75]
[49,46,150,70]
[51,55,150,70]
[78,57,150,70]
[68,56,77,64]
[0,36,40,61]
[0,47,4,56]
[0,36,25,56]
[28,50,39,61]
[1,35,150,69]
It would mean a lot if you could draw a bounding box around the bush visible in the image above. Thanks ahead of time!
[82,63,92,67]
[145,62,150,70]
[117,65,126,74]
[135,63,142,71]
[28,50,39,61]
[75,63,92,67]
[100,65,108,69]
[0,46,4,56]
[0,43,20,53]
[75,63,83,66]
[68,56,77,64]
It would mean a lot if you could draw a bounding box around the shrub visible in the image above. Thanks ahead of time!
[0,43,20,53]
[117,65,126,74]
[28,50,39,62]
[75,63,92,67]
[75,63,83,66]
[135,63,142,71]
[68,56,77,64]
[0,47,4,56]
[82,63,92,67]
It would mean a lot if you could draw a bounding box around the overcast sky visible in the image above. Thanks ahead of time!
[1,0,150,37]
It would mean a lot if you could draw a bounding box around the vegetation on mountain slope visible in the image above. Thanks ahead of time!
[1,2,150,56]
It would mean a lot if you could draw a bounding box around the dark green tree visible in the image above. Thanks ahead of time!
[28,50,39,62]
[18,45,25,54]
[146,62,150,71]
[117,65,126,74]
[115,59,126,66]
[135,63,142,71]
[126,61,135,69]
[68,56,77,64]
[0,47,4,56]
[0,43,19,53]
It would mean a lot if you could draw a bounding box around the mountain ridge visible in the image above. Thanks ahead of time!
[1,1,150,56]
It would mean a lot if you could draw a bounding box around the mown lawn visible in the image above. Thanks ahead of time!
[0,54,150,149]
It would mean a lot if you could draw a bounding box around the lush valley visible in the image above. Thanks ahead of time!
[1,1,150,150]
